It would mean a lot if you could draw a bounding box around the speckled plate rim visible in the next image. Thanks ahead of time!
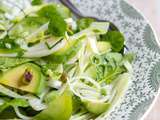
[121,1,160,120]
[70,0,160,119]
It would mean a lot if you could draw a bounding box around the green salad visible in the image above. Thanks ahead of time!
[0,0,134,119]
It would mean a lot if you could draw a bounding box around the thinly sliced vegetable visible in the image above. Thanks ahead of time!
[96,73,130,119]
[14,106,32,120]
[0,85,29,99]
[28,97,47,111]
[68,76,113,103]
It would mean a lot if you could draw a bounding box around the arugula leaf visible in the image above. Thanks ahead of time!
[100,31,125,52]
[31,0,43,5]
[37,5,67,36]
[77,18,95,30]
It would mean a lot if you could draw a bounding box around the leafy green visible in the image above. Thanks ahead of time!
[31,0,43,5]
[37,4,67,36]
[37,4,70,19]
[46,4,71,19]
[0,57,33,69]
[9,16,47,39]
[0,107,17,119]
[48,15,67,36]
[77,18,95,30]
[23,16,47,26]
[0,36,25,56]
[0,98,29,113]
[41,63,63,80]
[85,52,127,84]
[100,31,125,52]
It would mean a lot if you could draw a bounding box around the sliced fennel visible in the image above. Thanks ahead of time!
[14,106,32,120]
[28,97,47,111]
[0,84,29,99]
[68,76,113,103]
[0,22,109,58]
[96,73,131,120]
[0,84,47,111]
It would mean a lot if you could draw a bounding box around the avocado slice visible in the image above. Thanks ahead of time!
[46,35,86,63]
[34,86,72,120]
[0,63,45,95]
[83,100,110,115]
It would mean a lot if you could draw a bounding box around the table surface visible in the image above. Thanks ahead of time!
[127,0,160,120]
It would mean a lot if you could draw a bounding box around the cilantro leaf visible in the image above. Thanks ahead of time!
[37,5,67,37]
[100,31,125,52]
[77,18,95,30]
[48,16,67,37]
[37,4,71,19]
[31,0,43,5]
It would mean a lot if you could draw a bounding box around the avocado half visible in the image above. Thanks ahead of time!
[0,63,45,95]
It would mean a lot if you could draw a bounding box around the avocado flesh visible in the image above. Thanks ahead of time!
[83,100,110,115]
[0,63,44,94]
[34,87,72,120]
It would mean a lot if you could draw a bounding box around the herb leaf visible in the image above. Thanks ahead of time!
[77,18,95,30]
[100,31,125,52]
[37,5,67,37]
[48,16,67,37]
[31,0,43,5]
